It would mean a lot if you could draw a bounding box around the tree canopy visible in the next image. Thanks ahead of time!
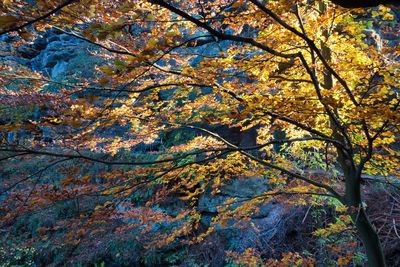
[0,0,399,266]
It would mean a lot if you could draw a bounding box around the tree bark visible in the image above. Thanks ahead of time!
[354,208,386,267]
[340,153,386,267]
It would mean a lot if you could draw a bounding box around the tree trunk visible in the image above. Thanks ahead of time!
[317,1,387,264]
[342,157,386,267]
[354,208,386,267]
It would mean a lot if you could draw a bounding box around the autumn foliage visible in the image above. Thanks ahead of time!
[0,0,399,266]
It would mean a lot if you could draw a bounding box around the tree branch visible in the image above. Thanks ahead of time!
[0,0,78,36]
[248,0,359,106]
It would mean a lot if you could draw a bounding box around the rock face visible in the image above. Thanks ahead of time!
[31,32,80,79]
[0,29,102,144]
[198,176,269,214]
[197,176,303,256]
[2,29,101,81]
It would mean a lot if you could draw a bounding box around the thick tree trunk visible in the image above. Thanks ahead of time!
[342,158,386,267]
[354,208,386,267]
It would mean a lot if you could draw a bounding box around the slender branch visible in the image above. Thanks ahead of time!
[181,124,344,202]
[0,158,70,195]
[0,146,232,166]
[84,150,233,197]
[213,82,348,150]
[151,0,298,59]
[248,0,359,106]
[3,75,211,94]
[221,191,336,207]
[269,75,313,84]
[52,26,139,57]
[297,50,353,153]
[52,26,181,76]
[0,152,29,162]
[146,2,349,154]
[0,0,78,36]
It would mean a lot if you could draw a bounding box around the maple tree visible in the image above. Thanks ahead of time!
[0,0,399,266]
